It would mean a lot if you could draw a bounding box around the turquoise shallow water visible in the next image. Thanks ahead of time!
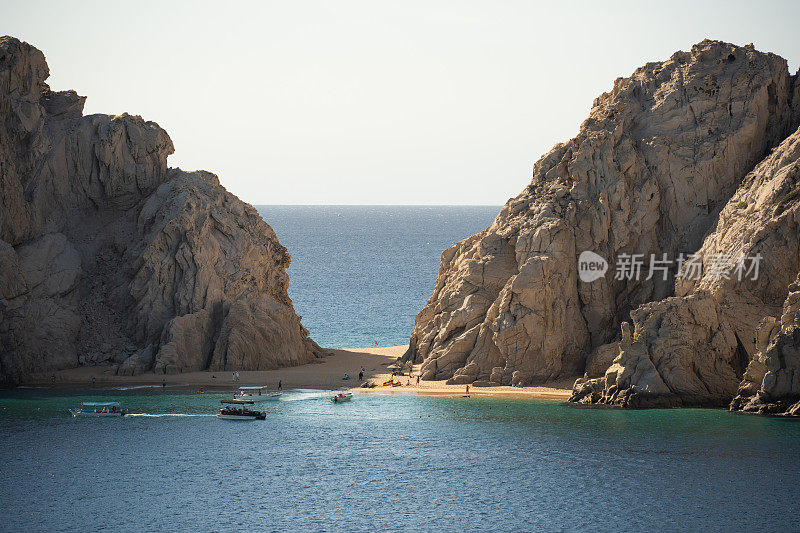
[1,389,799,532]
[256,206,500,348]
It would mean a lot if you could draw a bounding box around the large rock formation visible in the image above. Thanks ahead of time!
[406,40,798,391]
[0,37,325,383]
[730,273,800,415]
[574,124,800,408]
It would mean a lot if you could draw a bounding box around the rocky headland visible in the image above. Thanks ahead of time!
[405,40,800,414]
[0,37,326,384]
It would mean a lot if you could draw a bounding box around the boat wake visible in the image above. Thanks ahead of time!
[280,389,333,402]
[126,413,216,418]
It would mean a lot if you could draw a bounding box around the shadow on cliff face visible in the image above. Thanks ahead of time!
[0,36,327,384]
[404,39,800,412]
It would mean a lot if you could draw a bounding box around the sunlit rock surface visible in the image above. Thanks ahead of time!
[406,40,798,397]
[0,37,325,382]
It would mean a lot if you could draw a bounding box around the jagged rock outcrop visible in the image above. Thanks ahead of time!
[572,124,800,408]
[406,39,797,387]
[730,274,800,415]
[0,37,325,383]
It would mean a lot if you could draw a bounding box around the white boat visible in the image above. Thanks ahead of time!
[217,400,266,420]
[234,386,282,402]
[69,402,126,417]
[330,392,353,403]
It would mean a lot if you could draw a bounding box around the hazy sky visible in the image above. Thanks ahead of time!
[4,1,799,204]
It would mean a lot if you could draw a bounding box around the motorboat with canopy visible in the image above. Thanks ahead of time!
[217,400,267,420]
[69,402,127,417]
[234,386,282,401]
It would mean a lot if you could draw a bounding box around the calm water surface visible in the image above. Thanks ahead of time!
[256,206,499,348]
[1,389,799,532]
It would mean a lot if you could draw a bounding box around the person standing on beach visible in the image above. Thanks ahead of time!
[465,384,469,395]
[358,367,364,381]
[278,380,282,391]
[416,375,420,386]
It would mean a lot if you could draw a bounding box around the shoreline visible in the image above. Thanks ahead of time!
[15,345,574,401]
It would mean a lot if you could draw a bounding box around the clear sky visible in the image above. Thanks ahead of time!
[4,0,799,205]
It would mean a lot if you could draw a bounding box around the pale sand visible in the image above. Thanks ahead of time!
[28,345,573,400]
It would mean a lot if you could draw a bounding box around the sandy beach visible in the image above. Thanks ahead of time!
[25,345,573,400]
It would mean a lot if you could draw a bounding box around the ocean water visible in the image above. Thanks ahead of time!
[1,389,799,532]
[256,206,500,348]
[4,207,800,532]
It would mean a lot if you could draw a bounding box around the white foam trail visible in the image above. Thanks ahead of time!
[280,389,332,402]
[126,413,215,418]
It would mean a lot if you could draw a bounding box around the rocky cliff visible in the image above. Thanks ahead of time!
[571,124,800,408]
[730,272,800,415]
[0,37,325,383]
[405,40,800,404]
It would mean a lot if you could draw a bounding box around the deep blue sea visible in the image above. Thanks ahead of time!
[1,390,799,532]
[256,206,499,348]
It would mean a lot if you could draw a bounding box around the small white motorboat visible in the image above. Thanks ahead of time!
[217,400,266,420]
[330,392,353,403]
[234,386,282,402]
[69,402,127,417]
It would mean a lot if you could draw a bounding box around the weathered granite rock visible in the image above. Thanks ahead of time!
[407,40,796,386]
[0,37,325,383]
[730,274,800,415]
[576,124,800,407]
[584,342,619,378]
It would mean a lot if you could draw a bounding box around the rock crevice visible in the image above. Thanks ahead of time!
[406,40,799,396]
[0,37,324,382]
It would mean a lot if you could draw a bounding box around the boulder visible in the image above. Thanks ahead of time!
[584,342,619,378]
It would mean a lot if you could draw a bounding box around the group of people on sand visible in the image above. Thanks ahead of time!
[349,363,421,387]
[384,363,421,387]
